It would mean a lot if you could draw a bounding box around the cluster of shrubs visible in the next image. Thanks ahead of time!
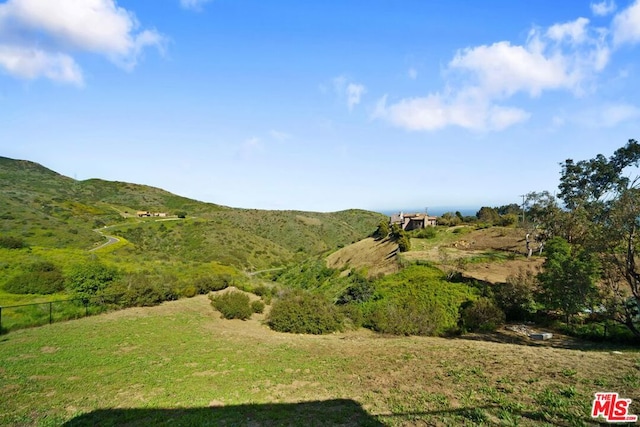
[4,261,65,294]
[266,290,343,334]
[0,236,28,249]
[209,289,266,320]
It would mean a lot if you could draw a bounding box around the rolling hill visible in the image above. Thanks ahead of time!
[0,156,385,270]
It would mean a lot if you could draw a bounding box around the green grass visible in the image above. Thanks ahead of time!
[1,296,638,426]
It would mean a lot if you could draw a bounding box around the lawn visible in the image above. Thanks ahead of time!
[1,296,638,426]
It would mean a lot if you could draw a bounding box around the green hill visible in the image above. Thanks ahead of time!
[0,156,385,270]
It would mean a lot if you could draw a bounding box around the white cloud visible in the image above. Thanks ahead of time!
[591,0,616,16]
[332,75,366,111]
[239,137,263,158]
[373,93,530,132]
[346,83,366,111]
[0,45,83,85]
[599,103,640,126]
[180,0,213,11]
[269,130,292,142]
[546,17,590,45]
[612,0,640,46]
[408,67,418,80]
[375,16,612,132]
[0,0,165,83]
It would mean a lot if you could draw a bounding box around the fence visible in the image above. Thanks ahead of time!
[0,297,110,333]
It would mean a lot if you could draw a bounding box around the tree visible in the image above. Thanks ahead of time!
[537,237,600,324]
[476,206,500,224]
[554,139,640,336]
[373,220,389,239]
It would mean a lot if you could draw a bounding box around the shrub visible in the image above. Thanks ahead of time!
[0,236,27,249]
[460,298,505,332]
[367,299,448,336]
[194,275,231,294]
[495,270,538,321]
[362,265,477,336]
[266,290,343,334]
[414,227,437,239]
[337,273,375,304]
[3,261,65,294]
[251,299,265,314]
[340,304,364,329]
[101,273,178,307]
[66,262,120,300]
[373,220,390,239]
[181,285,198,298]
[210,290,253,320]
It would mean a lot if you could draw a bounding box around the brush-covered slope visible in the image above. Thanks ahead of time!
[0,156,385,268]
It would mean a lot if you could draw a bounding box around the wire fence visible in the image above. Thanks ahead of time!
[0,297,110,334]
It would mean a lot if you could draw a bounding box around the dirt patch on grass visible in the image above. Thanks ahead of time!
[460,258,544,283]
[326,237,399,278]
[407,227,545,284]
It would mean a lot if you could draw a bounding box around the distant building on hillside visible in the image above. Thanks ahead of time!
[390,212,437,231]
[137,211,168,218]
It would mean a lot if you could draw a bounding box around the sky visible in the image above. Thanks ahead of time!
[1,0,640,213]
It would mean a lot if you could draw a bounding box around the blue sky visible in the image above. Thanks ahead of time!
[1,0,640,213]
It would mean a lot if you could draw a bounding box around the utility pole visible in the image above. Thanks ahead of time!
[519,194,526,223]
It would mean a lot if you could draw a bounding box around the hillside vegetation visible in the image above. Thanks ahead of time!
[0,156,383,271]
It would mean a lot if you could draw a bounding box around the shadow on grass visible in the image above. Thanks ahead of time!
[62,399,385,427]
[60,400,593,426]
[448,329,638,351]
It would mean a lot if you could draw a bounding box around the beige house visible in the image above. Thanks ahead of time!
[390,212,437,231]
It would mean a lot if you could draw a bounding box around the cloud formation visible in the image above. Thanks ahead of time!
[0,0,165,85]
[332,75,366,111]
[180,0,213,12]
[591,1,617,16]
[612,0,640,45]
[373,2,640,132]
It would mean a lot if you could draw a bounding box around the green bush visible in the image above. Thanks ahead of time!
[0,236,27,249]
[340,304,364,329]
[3,261,65,294]
[367,299,448,335]
[210,291,253,320]
[180,285,198,298]
[413,227,437,239]
[101,273,178,307]
[251,299,265,314]
[362,265,477,336]
[337,273,375,304]
[495,270,538,321]
[460,298,505,332]
[266,290,343,334]
[66,262,120,300]
[373,220,390,239]
[194,275,231,294]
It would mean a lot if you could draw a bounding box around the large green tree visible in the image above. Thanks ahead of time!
[554,139,640,336]
[537,237,600,324]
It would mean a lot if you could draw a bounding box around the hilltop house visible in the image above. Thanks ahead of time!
[137,211,168,218]
[390,212,437,231]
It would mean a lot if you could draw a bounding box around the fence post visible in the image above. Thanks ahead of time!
[49,302,52,325]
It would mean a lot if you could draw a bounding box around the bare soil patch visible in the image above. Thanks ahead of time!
[407,227,544,283]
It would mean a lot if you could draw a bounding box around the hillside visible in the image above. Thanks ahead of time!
[1,296,637,426]
[0,156,385,269]
[325,237,400,278]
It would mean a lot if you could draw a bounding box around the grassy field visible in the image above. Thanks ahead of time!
[1,296,638,426]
